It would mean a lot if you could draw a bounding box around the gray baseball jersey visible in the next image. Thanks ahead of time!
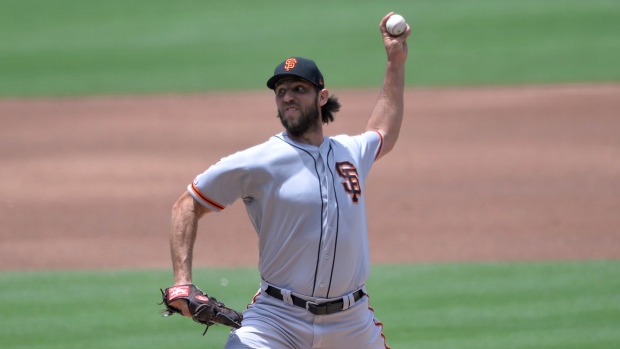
[189,130,389,348]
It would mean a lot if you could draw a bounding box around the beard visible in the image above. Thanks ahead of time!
[277,96,321,138]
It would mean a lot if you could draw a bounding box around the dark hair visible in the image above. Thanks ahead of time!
[321,94,341,124]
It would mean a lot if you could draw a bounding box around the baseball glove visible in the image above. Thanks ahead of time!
[159,284,243,335]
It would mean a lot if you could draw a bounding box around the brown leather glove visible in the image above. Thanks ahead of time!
[160,284,243,335]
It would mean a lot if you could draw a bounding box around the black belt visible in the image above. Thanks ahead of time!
[265,286,365,315]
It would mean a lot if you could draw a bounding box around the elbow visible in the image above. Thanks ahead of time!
[171,199,183,217]
[172,191,209,219]
[171,193,188,216]
[172,191,196,217]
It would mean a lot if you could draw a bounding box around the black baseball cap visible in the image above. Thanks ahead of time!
[266,57,325,90]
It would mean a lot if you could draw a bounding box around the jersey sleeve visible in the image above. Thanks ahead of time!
[363,130,384,161]
[332,130,383,178]
[353,130,383,176]
[187,151,249,212]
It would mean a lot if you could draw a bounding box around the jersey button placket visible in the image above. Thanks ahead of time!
[315,152,329,296]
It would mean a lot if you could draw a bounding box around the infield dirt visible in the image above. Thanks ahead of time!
[1,84,619,271]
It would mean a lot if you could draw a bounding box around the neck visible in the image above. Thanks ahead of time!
[287,129,324,147]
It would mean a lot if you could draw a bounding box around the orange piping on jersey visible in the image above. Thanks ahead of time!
[191,183,226,210]
[374,131,384,161]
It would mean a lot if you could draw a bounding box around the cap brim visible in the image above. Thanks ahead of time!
[266,73,322,90]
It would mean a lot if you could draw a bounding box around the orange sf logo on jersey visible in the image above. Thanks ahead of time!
[336,161,362,203]
[284,58,297,71]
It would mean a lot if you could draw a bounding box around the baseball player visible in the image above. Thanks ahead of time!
[167,12,410,348]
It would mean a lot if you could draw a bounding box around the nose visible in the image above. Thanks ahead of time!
[281,88,295,103]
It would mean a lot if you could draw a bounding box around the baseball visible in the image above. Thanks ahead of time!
[386,14,407,36]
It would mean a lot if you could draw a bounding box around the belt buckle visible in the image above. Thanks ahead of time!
[305,300,319,313]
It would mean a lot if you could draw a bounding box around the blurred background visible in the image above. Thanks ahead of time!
[1,0,618,96]
[1,1,619,348]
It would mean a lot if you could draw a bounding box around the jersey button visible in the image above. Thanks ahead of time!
[319,283,325,288]
[324,254,330,260]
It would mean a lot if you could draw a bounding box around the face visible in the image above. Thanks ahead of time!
[274,78,322,138]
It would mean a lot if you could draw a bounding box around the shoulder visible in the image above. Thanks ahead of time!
[222,134,302,171]
[330,131,382,149]
[329,131,383,163]
[240,134,297,157]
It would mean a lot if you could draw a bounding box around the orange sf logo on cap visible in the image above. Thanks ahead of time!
[284,58,297,71]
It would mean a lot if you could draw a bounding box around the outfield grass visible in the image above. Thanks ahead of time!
[1,0,619,96]
[1,261,619,348]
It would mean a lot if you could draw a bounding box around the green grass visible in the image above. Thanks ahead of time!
[369,261,620,348]
[1,261,619,348]
[0,0,619,96]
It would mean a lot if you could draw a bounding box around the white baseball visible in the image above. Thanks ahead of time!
[386,14,407,36]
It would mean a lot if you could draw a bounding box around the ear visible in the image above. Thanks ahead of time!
[318,89,329,106]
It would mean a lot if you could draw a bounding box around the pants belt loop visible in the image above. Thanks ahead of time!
[342,292,355,311]
[281,288,294,305]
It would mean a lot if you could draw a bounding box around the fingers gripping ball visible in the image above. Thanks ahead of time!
[160,284,243,335]
[386,14,407,36]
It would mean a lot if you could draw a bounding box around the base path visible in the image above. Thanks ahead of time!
[1,84,619,271]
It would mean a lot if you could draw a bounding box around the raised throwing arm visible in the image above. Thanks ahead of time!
[366,12,411,159]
